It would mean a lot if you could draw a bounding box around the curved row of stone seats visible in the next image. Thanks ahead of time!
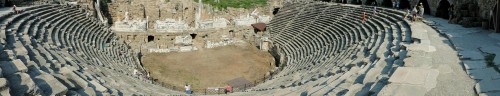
[242,2,411,95]
[0,5,182,95]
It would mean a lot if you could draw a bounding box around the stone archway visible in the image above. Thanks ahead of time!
[399,0,411,9]
[436,0,451,19]
[418,0,431,14]
[381,0,392,8]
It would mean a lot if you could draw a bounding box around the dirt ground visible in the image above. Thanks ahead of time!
[142,45,274,90]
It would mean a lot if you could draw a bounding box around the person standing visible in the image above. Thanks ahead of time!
[419,3,425,17]
[396,1,400,9]
[185,84,192,94]
[225,84,232,94]
[362,11,366,24]
[412,6,418,22]
[393,1,396,8]
[13,5,19,14]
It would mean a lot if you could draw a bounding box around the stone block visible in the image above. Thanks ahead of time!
[52,74,77,89]
[462,60,488,70]
[0,59,28,76]
[77,86,96,96]
[89,80,107,92]
[459,51,484,60]
[0,78,9,96]
[389,67,438,85]
[479,92,500,96]
[7,73,40,95]
[4,50,14,59]
[467,68,500,80]
[344,84,366,96]
[475,79,500,93]
[33,73,68,95]
[14,46,28,56]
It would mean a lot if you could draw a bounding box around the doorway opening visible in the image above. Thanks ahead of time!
[190,33,197,39]
[147,36,154,42]
[273,8,280,15]
[399,0,411,9]
[436,0,451,19]
[382,0,393,8]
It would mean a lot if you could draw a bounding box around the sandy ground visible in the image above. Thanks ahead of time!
[142,45,274,90]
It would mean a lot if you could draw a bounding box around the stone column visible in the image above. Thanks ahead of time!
[496,2,499,33]
[195,0,202,29]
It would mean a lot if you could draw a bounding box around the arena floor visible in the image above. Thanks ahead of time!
[141,45,275,90]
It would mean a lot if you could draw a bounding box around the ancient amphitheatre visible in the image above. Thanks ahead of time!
[0,0,499,95]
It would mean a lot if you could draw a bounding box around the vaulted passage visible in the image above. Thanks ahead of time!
[382,0,393,8]
[436,0,451,19]
[399,0,411,9]
[365,0,377,6]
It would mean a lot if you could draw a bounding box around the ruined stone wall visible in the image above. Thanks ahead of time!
[106,0,273,29]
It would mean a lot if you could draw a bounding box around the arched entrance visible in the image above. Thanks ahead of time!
[4,0,13,7]
[418,0,431,14]
[334,0,342,3]
[436,0,451,19]
[354,0,363,5]
[382,0,393,7]
[365,0,377,6]
[399,0,411,9]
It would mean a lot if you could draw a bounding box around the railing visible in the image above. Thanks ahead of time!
[138,70,279,95]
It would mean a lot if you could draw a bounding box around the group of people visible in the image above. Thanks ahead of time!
[133,69,150,80]
[183,84,233,94]
[405,3,426,22]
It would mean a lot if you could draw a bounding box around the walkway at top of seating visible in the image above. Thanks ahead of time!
[0,6,30,15]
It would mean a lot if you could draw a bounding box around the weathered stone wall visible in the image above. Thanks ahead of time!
[106,0,273,30]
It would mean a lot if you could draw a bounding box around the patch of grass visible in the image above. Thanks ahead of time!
[195,0,267,9]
